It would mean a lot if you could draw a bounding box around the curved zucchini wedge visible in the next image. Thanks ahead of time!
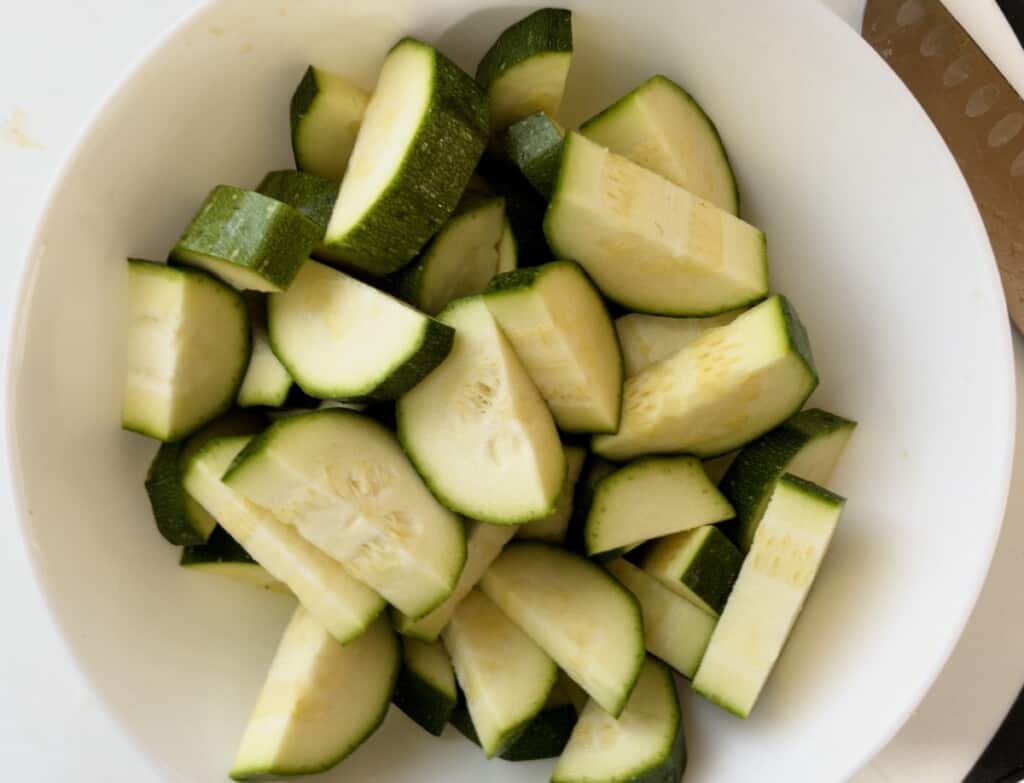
[640,524,744,615]
[322,38,488,275]
[500,111,564,198]
[397,296,565,524]
[256,169,339,235]
[230,611,398,780]
[580,74,739,214]
[237,293,292,408]
[289,65,368,180]
[122,259,250,442]
[615,310,744,377]
[544,132,767,316]
[171,186,320,292]
[268,260,454,401]
[223,410,466,619]
[593,295,818,460]
[476,8,573,132]
[483,261,623,433]
[392,637,457,736]
[480,542,644,717]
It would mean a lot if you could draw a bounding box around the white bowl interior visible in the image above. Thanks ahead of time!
[7,0,1014,781]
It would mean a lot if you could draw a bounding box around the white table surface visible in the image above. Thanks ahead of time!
[2,1,1022,780]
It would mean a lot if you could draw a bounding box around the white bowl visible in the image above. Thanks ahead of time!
[7,0,1015,781]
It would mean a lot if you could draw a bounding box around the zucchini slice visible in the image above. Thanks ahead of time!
[516,444,586,543]
[483,261,623,433]
[267,260,454,401]
[500,111,564,198]
[256,169,339,235]
[394,520,516,642]
[145,410,266,545]
[593,295,818,460]
[180,525,288,594]
[497,217,518,272]
[640,525,744,615]
[693,475,845,718]
[615,310,744,377]
[552,657,686,783]
[289,65,368,180]
[184,435,385,643]
[480,542,644,717]
[223,410,466,619]
[237,293,292,408]
[394,195,507,315]
[606,558,715,678]
[585,456,734,557]
[544,132,767,316]
[443,589,558,757]
[230,611,398,781]
[720,408,857,551]
[476,8,573,133]
[580,74,739,214]
[122,259,249,442]
[322,38,488,275]
[391,636,457,736]
[397,296,565,524]
[171,186,320,292]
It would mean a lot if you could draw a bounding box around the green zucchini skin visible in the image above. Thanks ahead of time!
[500,112,564,198]
[450,691,576,761]
[256,170,339,233]
[475,8,573,89]
[361,319,455,401]
[392,658,456,736]
[289,66,367,180]
[319,39,489,275]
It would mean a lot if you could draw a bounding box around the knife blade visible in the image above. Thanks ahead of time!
[864,0,1024,332]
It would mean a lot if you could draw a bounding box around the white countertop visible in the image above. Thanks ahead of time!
[1,1,1022,780]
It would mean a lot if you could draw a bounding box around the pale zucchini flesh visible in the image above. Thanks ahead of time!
[593,295,818,461]
[392,637,457,736]
[237,293,292,408]
[585,456,734,556]
[180,526,288,594]
[606,558,715,679]
[223,410,466,619]
[640,524,744,615]
[580,74,739,214]
[322,39,488,275]
[497,217,518,272]
[394,520,517,642]
[480,542,644,717]
[397,296,565,524]
[483,261,623,433]
[516,445,586,543]
[122,259,249,442]
[693,475,845,718]
[290,66,369,180]
[183,435,386,643]
[615,310,744,377]
[552,657,686,783]
[268,260,454,400]
[544,132,767,316]
[230,611,398,780]
[443,589,558,757]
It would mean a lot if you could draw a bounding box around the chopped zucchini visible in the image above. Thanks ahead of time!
[720,408,857,551]
[397,296,565,524]
[480,542,644,717]
[180,525,287,593]
[289,65,368,180]
[267,260,454,400]
[476,8,573,132]
[171,186,320,292]
[500,111,564,198]
[322,38,488,275]
[593,295,818,460]
[394,520,517,642]
[585,456,734,557]
[606,558,715,678]
[516,445,586,543]
[223,410,466,619]
[394,195,507,315]
[392,637,456,736]
[237,293,292,408]
[553,657,686,783]
[615,310,743,377]
[477,152,554,265]
[443,589,558,757]
[256,169,339,234]
[230,611,398,780]
[497,217,518,272]
[693,475,845,717]
[483,261,623,433]
[580,74,739,214]
[640,525,744,615]
[122,259,249,442]
[544,132,767,315]
[184,435,386,643]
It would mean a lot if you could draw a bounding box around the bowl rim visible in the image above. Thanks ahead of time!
[3,0,1016,780]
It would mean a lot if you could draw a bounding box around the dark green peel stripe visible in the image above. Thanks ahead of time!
[392,665,456,737]
[362,319,455,400]
[145,441,201,545]
[256,170,339,233]
[450,691,575,760]
[500,112,564,198]
[181,526,258,566]
[682,528,742,615]
[777,294,816,378]
[476,9,573,88]
[289,66,320,155]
